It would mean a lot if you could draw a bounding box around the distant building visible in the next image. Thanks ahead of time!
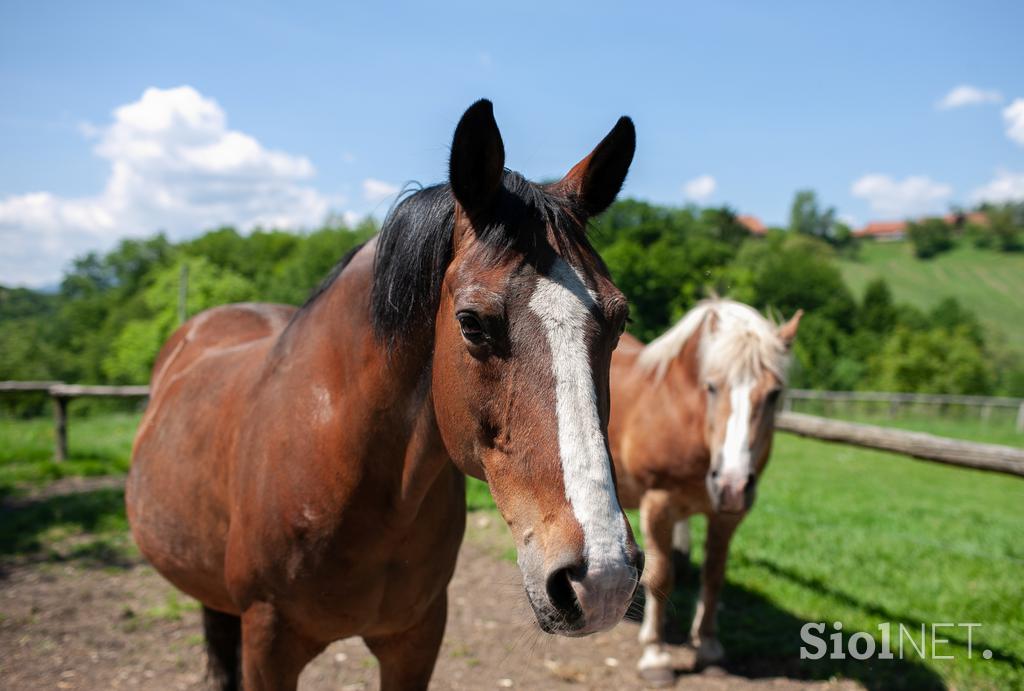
[854,220,907,241]
[854,211,989,242]
[943,211,989,228]
[737,214,768,235]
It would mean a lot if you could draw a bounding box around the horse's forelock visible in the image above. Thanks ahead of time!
[698,301,789,386]
[638,299,790,385]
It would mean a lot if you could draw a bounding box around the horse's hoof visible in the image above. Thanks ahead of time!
[638,665,675,687]
[694,637,726,669]
[638,646,674,687]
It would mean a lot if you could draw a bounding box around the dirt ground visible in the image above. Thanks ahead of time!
[0,510,860,691]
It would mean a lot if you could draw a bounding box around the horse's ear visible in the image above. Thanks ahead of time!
[778,309,803,348]
[704,310,720,335]
[559,116,636,216]
[449,99,505,217]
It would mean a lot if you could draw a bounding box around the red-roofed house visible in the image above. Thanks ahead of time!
[854,220,907,241]
[943,211,990,228]
[737,215,767,235]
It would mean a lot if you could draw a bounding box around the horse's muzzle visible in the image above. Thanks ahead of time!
[709,469,757,514]
[525,545,643,637]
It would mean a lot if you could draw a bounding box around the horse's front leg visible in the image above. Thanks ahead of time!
[690,512,742,668]
[239,601,324,691]
[363,589,447,691]
[636,490,676,687]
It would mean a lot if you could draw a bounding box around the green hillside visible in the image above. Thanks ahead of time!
[839,241,1024,353]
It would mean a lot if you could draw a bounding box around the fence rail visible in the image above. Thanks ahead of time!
[2,382,1023,476]
[784,389,1024,432]
[776,412,1024,477]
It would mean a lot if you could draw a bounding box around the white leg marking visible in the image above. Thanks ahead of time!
[528,259,630,568]
[673,519,691,553]
[638,643,672,671]
[639,585,660,643]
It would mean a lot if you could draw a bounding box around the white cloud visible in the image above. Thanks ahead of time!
[970,169,1024,204]
[682,174,716,202]
[1004,98,1024,146]
[0,85,339,287]
[850,174,953,218]
[936,85,1004,110]
[362,178,399,203]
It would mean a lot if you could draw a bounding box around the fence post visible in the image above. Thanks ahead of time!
[1017,402,1024,433]
[178,262,189,326]
[52,395,68,462]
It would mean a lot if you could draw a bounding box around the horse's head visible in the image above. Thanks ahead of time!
[431,100,641,636]
[700,304,802,513]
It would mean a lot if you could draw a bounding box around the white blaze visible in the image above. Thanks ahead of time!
[721,381,754,480]
[528,259,629,568]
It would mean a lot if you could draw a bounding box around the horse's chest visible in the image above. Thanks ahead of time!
[234,471,466,641]
[287,509,464,640]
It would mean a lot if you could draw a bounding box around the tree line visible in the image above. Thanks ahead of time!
[2,195,1022,416]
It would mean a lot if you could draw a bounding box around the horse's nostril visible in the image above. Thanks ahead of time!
[710,469,720,479]
[545,565,584,620]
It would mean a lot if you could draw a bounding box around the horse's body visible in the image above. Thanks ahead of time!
[608,299,800,685]
[128,100,642,690]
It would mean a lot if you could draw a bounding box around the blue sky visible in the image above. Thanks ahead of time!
[2,0,1023,286]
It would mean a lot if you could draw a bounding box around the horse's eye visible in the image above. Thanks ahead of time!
[457,312,488,345]
[766,388,782,406]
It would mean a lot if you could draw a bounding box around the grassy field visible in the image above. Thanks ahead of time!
[0,411,137,491]
[838,240,1024,355]
[3,413,1022,689]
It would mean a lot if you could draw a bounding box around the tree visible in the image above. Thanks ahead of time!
[857,279,897,334]
[867,326,994,394]
[907,218,953,258]
[981,204,1022,251]
[103,258,257,383]
[729,232,857,330]
[789,189,837,241]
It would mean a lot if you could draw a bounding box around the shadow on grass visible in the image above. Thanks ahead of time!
[626,557,948,691]
[0,486,135,575]
[744,556,1022,670]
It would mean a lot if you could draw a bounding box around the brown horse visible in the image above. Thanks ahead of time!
[608,298,801,685]
[127,100,644,690]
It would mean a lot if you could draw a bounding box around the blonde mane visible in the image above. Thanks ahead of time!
[636,298,790,384]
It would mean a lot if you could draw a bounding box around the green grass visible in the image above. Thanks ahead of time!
[0,411,139,564]
[470,435,1024,689]
[0,411,138,493]
[838,240,1024,355]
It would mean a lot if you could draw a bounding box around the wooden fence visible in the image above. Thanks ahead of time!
[0,381,148,462]
[784,388,1024,432]
[776,412,1024,477]
[2,382,1023,477]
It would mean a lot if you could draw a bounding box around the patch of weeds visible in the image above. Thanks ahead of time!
[144,591,199,622]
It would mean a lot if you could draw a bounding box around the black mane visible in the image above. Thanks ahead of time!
[369,171,590,345]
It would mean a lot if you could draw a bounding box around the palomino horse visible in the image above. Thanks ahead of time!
[608,298,801,685]
[128,100,644,690]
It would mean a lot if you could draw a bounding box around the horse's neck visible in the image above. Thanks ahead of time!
[276,242,451,522]
[646,327,710,461]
